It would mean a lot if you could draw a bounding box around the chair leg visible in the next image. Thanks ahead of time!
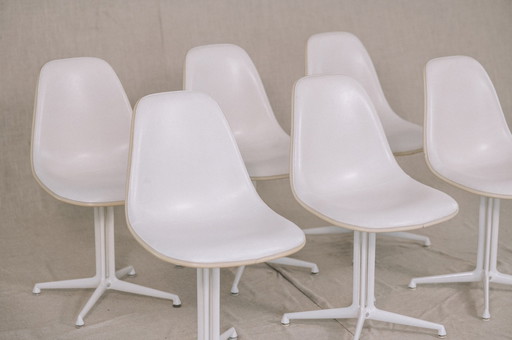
[230,256,319,295]
[267,257,319,274]
[115,265,136,279]
[230,266,245,295]
[282,232,446,338]
[409,197,512,320]
[34,206,181,327]
[304,226,431,246]
[197,268,237,340]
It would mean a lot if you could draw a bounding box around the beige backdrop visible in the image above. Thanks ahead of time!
[1,1,512,339]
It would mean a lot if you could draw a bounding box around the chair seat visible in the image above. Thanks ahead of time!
[296,175,457,232]
[433,158,512,198]
[239,133,290,179]
[35,160,127,205]
[129,200,305,267]
[382,116,423,155]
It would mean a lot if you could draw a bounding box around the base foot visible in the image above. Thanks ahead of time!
[75,317,84,327]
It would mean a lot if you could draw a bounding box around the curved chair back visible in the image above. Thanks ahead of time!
[307,32,396,120]
[127,91,257,230]
[32,57,132,205]
[184,44,290,178]
[306,32,422,154]
[424,56,512,185]
[185,44,284,138]
[292,75,401,199]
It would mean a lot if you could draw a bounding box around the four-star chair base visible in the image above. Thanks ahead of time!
[409,196,512,320]
[282,232,446,340]
[32,206,181,327]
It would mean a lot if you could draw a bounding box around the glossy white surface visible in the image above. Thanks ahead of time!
[126,91,305,267]
[306,32,422,155]
[32,57,131,205]
[185,44,290,179]
[291,75,458,232]
[425,56,512,198]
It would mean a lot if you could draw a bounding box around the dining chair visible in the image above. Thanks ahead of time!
[282,75,458,339]
[303,31,430,247]
[409,56,512,320]
[184,44,318,295]
[126,90,306,340]
[31,57,181,326]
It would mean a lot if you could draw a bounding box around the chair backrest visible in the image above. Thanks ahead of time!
[424,56,512,177]
[184,44,288,147]
[307,32,399,119]
[126,91,258,226]
[32,57,132,205]
[291,75,402,198]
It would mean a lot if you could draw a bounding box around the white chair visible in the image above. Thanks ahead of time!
[126,91,306,340]
[409,56,512,320]
[184,44,318,295]
[304,31,430,246]
[31,57,181,327]
[281,75,458,339]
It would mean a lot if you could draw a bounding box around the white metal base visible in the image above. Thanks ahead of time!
[198,268,238,340]
[230,257,319,295]
[409,197,512,320]
[33,206,181,326]
[304,226,431,247]
[282,232,446,339]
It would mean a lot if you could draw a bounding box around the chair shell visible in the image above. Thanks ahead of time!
[32,57,131,205]
[292,75,457,232]
[424,55,512,199]
[126,91,305,268]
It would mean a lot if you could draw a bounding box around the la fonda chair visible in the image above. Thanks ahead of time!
[409,56,512,320]
[304,31,431,247]
[125,91,305,340]
[184,43,318,295]
[282,75,458,339]
[31,57,181,327]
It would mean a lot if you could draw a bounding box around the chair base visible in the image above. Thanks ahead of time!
[409,197,512,319]
[304,226,431,246]
[230,257,319,295]
[198,268,238,340]
[33,206,181,326]
[282,232,446,340]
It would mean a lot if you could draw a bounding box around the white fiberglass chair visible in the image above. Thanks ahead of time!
[282,75,458,339]
[304,31,430,246]
[409,56,512,320]
[185,44,318,295]
[31,57,181,327]
[126,91,305,340]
